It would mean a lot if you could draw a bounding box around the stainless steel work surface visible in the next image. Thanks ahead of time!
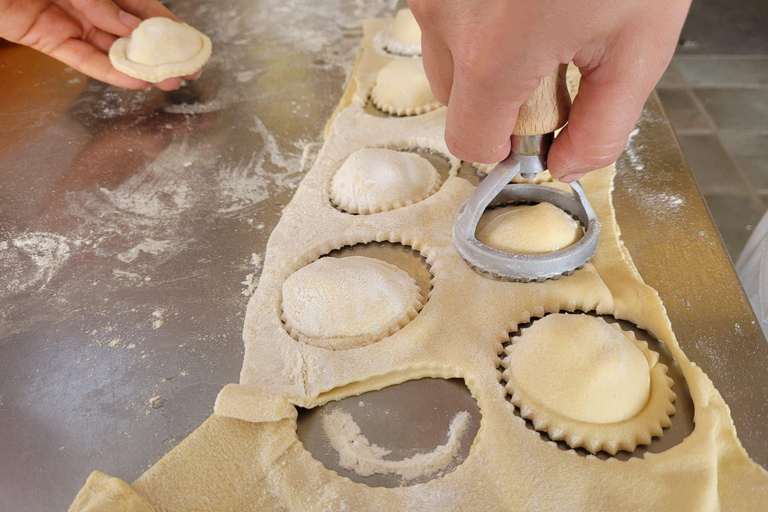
[1,0,767,510]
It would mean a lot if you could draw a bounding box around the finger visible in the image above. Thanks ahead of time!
[115,0,180,21]
[184,69,203,80]
[83,27,118,53]
[154,77,183,91]
[420,34,453,106]
[445,62,541,163]
[548,57,660,181]
[48,38,150,89]
[70,0,141,36]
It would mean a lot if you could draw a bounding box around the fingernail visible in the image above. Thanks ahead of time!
[120,10,142,29]
[560,172,586,183]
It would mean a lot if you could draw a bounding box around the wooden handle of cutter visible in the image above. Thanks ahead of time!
[512,64,571,136]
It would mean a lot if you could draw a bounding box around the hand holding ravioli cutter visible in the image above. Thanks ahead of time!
[453,64,600,282]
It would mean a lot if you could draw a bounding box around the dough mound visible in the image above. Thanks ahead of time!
[503,314,676,454]
[109,17,212,83]
[330,148,440,214]
[477,203,582,254]
[371,59,441,116]
[282,256,423,350]
[378,9,421,56]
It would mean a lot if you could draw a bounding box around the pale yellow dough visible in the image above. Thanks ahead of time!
[371,58,442,116]
[281,256,422,349]
[330,148,441,214]
[504,313,675,454]
[71,17,768,512]
[477,202,582,254]
[376,8,421,56]
[109,18,212,83]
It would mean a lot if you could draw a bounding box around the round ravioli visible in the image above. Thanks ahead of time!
[502,314,676,454]
[330,148,440,214]
[371,59,441,116]
[379,8,422,56]
[109,17,212,83]
[282,256,422,349]
[476,203,582,255]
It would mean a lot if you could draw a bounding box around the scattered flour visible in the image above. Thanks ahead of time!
[0,232,75,297]
[322,409,471,481]
[118,239,172,263]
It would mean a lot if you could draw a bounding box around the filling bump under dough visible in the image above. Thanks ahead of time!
[377,8,422,56]
[371,59,442,116]
[281,256,423,350]
[330,148,441,214]
[477,202,583,254]
[503,314,676,454]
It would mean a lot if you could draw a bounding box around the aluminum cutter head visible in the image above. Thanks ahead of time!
[453,152,600,282]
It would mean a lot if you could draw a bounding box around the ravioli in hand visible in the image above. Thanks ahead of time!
[109,17,212,83]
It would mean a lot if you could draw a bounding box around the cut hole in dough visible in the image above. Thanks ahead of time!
[502,313,676,455]
[297,378,481,487]
[109,17,212,83]
[282,256,422,349]
[371,59,441,116]
[330,148,441,214]
[476,202,583,254]
[377,8,421,56]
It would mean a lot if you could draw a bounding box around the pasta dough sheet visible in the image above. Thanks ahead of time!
[69,17,768,512]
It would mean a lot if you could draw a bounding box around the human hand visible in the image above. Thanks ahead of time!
[409,0,691,181]
[0,0,202,91]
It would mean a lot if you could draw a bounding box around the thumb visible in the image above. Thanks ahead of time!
[548,50,664,182]
[71,0,141,37]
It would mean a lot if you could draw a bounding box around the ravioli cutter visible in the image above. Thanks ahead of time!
[453,64,599,282]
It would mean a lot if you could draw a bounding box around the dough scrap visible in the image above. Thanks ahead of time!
[376,8,421,56]
[281,256,423,349]
[322,409,470,481]
[109,17,212,83]
[476,202,583,255]
[371,59,442,116]
[330,148,441,214]
[503,314,676,454]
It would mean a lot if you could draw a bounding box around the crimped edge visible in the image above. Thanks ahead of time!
[502,316,677,455]
[373,30,422,58]
[109,24,212,83]
[280,258,424,350]
[328,150,441,214]
[369,86,442,117]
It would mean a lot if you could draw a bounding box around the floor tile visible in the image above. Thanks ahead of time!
[657,89,713,132]
[675,57,768,87]
[677,135,751,194]
[693,89,768,131]
[656,61,688,89]
[719,133,768,191]
[703,194,766,260]
[677,0,768,54]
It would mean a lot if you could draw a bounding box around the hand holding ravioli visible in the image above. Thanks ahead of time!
[0,0,210,91]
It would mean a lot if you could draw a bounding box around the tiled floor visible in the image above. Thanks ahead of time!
[656,55,768,260]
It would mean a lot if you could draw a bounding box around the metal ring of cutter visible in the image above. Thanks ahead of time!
[453,152,600,282]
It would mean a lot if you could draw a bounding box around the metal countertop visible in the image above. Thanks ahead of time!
[0,0,766,510]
